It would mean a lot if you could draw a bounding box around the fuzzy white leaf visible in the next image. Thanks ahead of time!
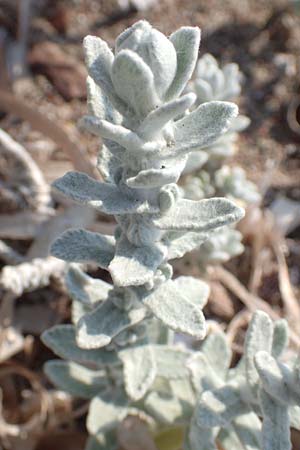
[201,332,232,377]
[77,299,147,349]
[171,101,238,156]
[187,352,224,394]
[42,325,120,366]
[153,198,244,232]
[272,319,289,358]
[142,279,206,339]
[66,265,112,305]
[45,360,107,398]
[173,276,209,308]
[260,389,291,450]
[166,27,201,100]
[233,412,262,450]
[120,345,156,400]
[53,172,158,214]
[152,345,191,379]
[51,228,115,269]
[109,234,165,287]
[165,230,210,260]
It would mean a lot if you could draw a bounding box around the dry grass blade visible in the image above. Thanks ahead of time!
[0,90,97,177]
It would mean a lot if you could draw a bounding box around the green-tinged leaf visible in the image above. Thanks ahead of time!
[153,198,244,232]
[144,391,183,425]
[41,325,120,366]
[272,319,289,358]
[44,360,107,398]
[201,332,232,378]
[120,345,157,400]
[66,265,112,305]
[141,279,206,339]
[166,27,201,100]
[196,378,249,428]
[155,427,185,450]
[51,228,115,268]
[53,172,158,215]
[233,412,262,450]
[254,352,300,405]
[109,235,165,287]
[87,388,128,434]
[153,345,191,379]
[111,50,158,117]
[245,311,274,394]
[260,389,291,450]
[172,101,238,156]
[77,299,147,349]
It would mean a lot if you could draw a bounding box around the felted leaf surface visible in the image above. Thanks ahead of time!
[186,412,218,450]
[111,50,158,117]
[254,352,300,405]
[218,426,244,450]
[144,391,183,424]
[53,172,158,214]
[86,76,121,124]
[42,325,120,366]
[244,311,274,393]
[196,379,249,428]
[233,412,262,450]
[152,345,191,379]
[87,388,128,434]
[172,101,238,156]
[173,276,209,309]
[187,352,223,393]
[165,230,210,260]
[260,389,291,450]
[51,228,115,269]
[45,360,107,398]
[119,345,157,400]
[77,299,147,349]
[166,27,201,100]
[153,198,244,232]
[108,235,165,287]
[83,35,128,116]
[141,279,206,339]
[66,265,112,305]
[201,332,232,378]
[125,166,181,189]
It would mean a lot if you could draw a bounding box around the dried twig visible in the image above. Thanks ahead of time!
[0,90,96,177]
[0,256,66,296]
[0,128,51,212]
[0,211,53,239]
[0,239,24,264]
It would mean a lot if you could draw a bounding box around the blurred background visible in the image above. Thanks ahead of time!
[0,0,299,449]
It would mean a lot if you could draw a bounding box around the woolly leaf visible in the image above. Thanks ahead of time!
[165,230,210,260]
[144,391,183,424]
[141,279,206,339]
[187,352,223,394]
[260,389,291,450]
[77,299,147,349]
[186,412,218,450]
[66,265,112,305]
[111,50,158,117]
[44,360,107,398]
[166,27,201,100]
[119,345,156,400]
[201,332,232,377]
[172,101,238,156]
[152,345,191,379]
[53,172,158,214]
[218,427,244,450]
[51,228,115,269]
[125,166,181,188]
[86,76,121,124]
[245,311,274,394]
[196,379,249,428]
[153,198,244,232]
[87,388,128,434]
[108,234,165,287]
[233,412,262,450]
[173,276,209,308]
[83,35,128,116]
[42,325,120,366]
[254,352,300,405]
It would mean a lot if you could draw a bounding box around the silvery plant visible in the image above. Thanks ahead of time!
[184,54,260,267]
[40,21,298,450]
